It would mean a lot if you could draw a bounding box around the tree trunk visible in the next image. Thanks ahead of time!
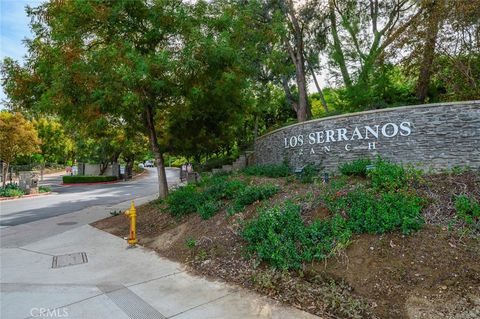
[416,1,443,103]
[308,63,329,112]
[99,162,109,175]
[144,105,169,199]
[2,162,7,188]
[284,0,310,122]
[125,157,134,179]
[293,50,310,122]
[329,0,352,89]
[253,115,259,141]
[281,76,299,113]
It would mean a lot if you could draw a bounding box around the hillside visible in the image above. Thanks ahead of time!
[93,160,480,319]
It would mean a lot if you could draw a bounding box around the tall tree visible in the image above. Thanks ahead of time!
[2,0,253,198]
[0,112,40,187]
[327,0,423,98]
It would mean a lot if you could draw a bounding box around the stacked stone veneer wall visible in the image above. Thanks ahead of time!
[253,101,480,172]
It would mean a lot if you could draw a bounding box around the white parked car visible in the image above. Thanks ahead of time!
[144,160,155,167]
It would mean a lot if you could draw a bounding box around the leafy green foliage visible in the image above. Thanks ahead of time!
[339,159,371,177]
[243,203,351,270]
[243,164,291,178]
[185,238,196,249]
[325,187,424,235]
[297,164,319,184]
[197,200,222,220]
[367,158,419,192]
[233,184,280,212]
[242,159,426,270]
[62,176,117,183]
[38,185,51,193]
[455,195,480,225]
[166,185,202,217]
[167,175,251,219]
[243,203,306,269]
[0,184,26,197]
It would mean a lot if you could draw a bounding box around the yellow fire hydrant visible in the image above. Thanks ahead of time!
[124,201,138,246]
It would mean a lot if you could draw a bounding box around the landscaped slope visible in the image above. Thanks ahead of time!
[93,161,480,319]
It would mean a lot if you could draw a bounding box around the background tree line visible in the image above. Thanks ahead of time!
[1,0,479,197]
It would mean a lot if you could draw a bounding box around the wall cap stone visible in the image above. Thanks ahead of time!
[256,100,480,141]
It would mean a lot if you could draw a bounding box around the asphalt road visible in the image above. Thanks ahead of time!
[0,168,180,227]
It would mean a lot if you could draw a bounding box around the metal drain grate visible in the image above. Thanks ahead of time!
[52,252,88,268]
[98,284,167,319]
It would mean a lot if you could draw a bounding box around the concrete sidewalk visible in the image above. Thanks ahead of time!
[1,224,319,319]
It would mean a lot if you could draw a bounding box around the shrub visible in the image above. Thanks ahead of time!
[325,187,424,235]
[199,157,234,172]
[243,203,352,270]
[304,214,352,261]
[39,185,51,193]
[0,184,25,197]
[367,158,419,191]
[197,200,222,220]
[168,176,248,219]
[167,185,202,217]
[297,164,319,183]
[233,184,279,212]
[223,179,247,199]
[455,195,480,225]
[243,203,307,269]
[243,163,291,178]
[339,158,371,177]
[62,175,117,183]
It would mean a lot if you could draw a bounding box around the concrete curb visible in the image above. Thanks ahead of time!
[61,180,120,186]
[0,192,52,201]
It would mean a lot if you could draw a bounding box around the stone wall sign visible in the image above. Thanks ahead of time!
[253,101,480,171]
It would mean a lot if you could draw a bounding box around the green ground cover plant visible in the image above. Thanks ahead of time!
[243,202,351,269]
[167,174,278,219]
[166,184,201,217]
[242,163,291,178]
[243,158,425,270]
[62,175,117,183]
[297,164,319,183]
[339,159,371,177]
[232,184,280,213]
[0,184,25,197]
[455,195,480,225]
[367,158,420,192]
[39,185,51,193]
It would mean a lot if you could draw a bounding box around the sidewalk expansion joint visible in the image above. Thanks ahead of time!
[126,270,185,288]
[17,247,55,257]
[168,293,232,318]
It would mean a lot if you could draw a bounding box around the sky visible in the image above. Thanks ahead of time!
[0,0,43,109]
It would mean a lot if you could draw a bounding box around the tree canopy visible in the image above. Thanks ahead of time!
[1,0,478,195]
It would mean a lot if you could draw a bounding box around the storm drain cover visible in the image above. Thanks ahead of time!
[52,252,88,268]
[56,221,77,226]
